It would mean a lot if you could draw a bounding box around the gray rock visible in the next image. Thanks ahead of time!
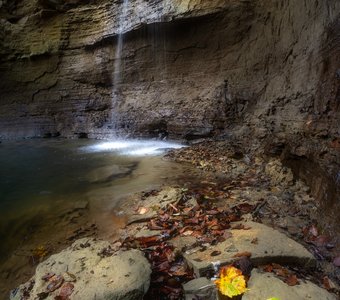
[10,238,151,300]
[184,221,315,276]
[183,277,216,300]
[242,269,337,300]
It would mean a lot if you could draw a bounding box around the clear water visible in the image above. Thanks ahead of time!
[0,138,184,259]
[0,138,187,296]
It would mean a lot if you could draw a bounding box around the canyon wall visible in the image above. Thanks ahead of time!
[1,0,340,226]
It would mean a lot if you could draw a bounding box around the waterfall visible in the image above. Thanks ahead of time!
[113,0,129,89]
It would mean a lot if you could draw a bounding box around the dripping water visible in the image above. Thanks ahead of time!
[113,0,129,89]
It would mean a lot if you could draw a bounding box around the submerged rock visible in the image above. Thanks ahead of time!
[10,238,151,300]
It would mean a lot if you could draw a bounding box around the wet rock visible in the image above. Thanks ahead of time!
[127,187,181,225]
[183,221,315,276]
[183,277,216,300]
[73,200,88,210]
[10,238,151,300]
[86,165,133,183]
[242,269,337,300]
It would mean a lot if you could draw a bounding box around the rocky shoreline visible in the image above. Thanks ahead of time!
[10,141,340,299]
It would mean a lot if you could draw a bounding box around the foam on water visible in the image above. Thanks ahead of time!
[81,139,185,156]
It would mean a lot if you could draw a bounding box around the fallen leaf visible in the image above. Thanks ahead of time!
[215,265,248,298]
[323,276,331,290]
[285,274,299,286]
[236,203,254,214]
[56,283,74,300]
[263,265,273,272]
[46,275,64,293]
[233,251,252,258]
[42,273,55,281]
[231,224,251,230]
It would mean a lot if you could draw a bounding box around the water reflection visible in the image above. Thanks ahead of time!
[0,138,186,297]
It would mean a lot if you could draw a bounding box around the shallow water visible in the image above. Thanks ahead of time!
[0,138,188,297]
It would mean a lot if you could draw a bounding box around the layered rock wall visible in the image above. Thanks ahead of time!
[1,0,338,140]
[1,0,340,221]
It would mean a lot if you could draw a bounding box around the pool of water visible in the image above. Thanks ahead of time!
[0,138,187,297]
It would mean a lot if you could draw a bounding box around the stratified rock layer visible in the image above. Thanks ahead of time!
[0,0,340,241]
[0,0,339,140]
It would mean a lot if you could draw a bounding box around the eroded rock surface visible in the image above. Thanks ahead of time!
[243,269,337,300]
[183,221,316,277]
[10,238,151,300]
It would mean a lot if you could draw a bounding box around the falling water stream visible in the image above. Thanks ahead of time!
[113,0,129,88]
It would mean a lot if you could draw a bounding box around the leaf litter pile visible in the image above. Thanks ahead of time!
[108,140,340,298]
[121,185,256,299]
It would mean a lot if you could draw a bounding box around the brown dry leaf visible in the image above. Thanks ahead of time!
[46,275,64,293]
[42,273,55,281]
[148,219,163,230]
[136,235,162,248]
[57,283,74,300]
[233,251,252,258]
[285,274,299,286]
[272,264,290,277]
[323,276,331,290]
[231,224,247,230]
[236,203,254,214]
[169,265,187,276]
[263,264,273,273]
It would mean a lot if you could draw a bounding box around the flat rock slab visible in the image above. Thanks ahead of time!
[184,221,315,276]
[127,187,181,224]
[242,269,337,300]
[10,238,151,300]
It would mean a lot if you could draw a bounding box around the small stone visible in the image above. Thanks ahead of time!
[183,277,216,300]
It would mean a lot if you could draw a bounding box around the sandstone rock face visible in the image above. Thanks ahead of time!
[1,0,339,140]
[0,1,340,228]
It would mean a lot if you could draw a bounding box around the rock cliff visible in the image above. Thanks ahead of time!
[1,1,340,227]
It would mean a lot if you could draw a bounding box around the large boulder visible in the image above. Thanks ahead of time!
[10,238,151,300]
